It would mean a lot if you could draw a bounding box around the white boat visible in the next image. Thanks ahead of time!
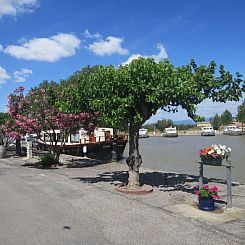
[201,126,215,136]
[139,128,149,138]
[163,127,178,137]
[223,125,242,136]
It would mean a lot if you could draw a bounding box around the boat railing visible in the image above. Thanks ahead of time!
[80,134,128,144]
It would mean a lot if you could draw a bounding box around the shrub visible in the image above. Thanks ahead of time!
[39,152,58,168]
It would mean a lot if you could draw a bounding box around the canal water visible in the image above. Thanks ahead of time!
[120,135,245,183]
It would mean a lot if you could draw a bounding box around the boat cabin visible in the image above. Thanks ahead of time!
[39,127,113,146]
[163,127,178,137]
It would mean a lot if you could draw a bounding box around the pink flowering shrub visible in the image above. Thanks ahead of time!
[6,85,99,160]
[195,184,220,199]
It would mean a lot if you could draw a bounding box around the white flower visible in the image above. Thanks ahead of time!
[217,149,222,155]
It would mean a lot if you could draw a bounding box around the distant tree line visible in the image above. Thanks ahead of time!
[143,119,197,132]
[143,102,245,132]
[210,103,245,130]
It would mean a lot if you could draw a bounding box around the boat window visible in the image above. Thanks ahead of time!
[71,132,80,143]
[44,134,50,141]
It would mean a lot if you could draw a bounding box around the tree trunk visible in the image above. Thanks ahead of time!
[126,122,142,188]
[16,139,22,156]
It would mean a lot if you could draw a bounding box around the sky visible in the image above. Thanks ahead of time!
[0,0,244,123]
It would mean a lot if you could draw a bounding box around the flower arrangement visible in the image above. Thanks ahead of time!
[199,144,231,160]
[195,184,220,199]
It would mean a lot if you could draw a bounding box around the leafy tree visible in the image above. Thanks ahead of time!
[237,101,245,130]
[220,109,233,126]
[59,58,244,188]
[0,112,13,146]
[176,124,196,130]
[210,114,221,130]
[142,124,155,132]
[155,119,174,132]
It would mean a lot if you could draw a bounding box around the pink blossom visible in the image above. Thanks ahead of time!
[194,190,200,195]
[212,186,219,192]
[203,184,209,190]
[212,195,220,199]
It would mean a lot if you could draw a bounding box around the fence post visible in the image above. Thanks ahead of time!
[226,153,232,209]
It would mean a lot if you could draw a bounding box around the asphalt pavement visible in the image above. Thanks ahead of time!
[0,155,244,245]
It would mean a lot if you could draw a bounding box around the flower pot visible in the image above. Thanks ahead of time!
[199,197,215,211]
[200,156,222,166]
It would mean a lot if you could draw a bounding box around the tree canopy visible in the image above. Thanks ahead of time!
[58,58,244,188]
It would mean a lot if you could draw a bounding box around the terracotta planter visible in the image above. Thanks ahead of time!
[199,197,215,211]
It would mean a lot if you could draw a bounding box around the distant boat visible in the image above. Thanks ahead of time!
[223,125,242,136]
[139,128,149,138]
[163,127,178,137]
[201,126,215,136]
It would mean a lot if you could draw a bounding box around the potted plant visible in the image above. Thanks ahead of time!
[199,144,231,165]
[195,184,220,211]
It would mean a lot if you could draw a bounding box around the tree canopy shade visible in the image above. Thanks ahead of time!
[59,58,245,188]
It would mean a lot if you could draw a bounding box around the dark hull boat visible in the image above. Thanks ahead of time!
[37,128,128,161]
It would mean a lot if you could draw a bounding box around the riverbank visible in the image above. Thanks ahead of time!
[0,154,245,244]
[149,130,224,136]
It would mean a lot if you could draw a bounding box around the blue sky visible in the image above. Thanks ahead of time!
[0,0,244,122]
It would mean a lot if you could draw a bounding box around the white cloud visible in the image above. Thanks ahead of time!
[83,29,102,39]
[0,0,39,18]
[0,66,11,86]
[122,43,168,65]
[121,54,143,66]
[3,33,81,62]
[196,99,242,118]
[89,36,129,56]
[13,68,32,82]
[151,44,168,63]
[0,44,3,51]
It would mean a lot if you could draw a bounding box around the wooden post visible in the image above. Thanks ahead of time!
[226,153,232,209]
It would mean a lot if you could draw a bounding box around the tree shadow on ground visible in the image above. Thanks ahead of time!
[21,161,59,170]
[73,171,241,195]
[65,158,110,168]
[21,156,109,169]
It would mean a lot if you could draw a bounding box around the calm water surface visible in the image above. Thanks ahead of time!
[120,135,245,183]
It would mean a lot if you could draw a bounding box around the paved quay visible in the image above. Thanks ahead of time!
[0,154,245,245]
